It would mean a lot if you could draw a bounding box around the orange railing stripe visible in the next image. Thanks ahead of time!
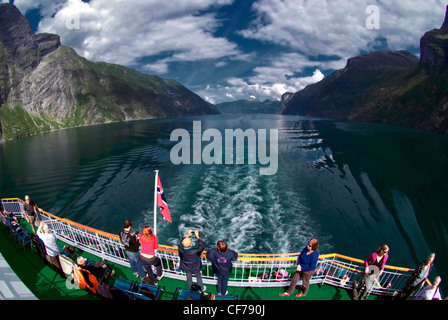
[1,198,414,271]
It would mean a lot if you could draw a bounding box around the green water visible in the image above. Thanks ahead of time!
[1,114,447,294]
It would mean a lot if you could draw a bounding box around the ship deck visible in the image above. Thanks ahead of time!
[0,219,361,301]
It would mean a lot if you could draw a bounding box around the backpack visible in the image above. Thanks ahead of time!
[119,231,131,247]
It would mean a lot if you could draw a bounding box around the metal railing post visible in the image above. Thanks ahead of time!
[1,198,419,296]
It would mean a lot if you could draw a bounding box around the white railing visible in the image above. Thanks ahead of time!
[0,198,420,297]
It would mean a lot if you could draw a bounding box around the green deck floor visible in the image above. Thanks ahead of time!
[0,220,360,301]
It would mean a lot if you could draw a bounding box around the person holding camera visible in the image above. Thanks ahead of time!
[178,231,206,291]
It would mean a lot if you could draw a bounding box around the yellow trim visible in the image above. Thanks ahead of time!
[2,198,414,272]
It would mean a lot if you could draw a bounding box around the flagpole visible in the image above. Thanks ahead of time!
[154,169,159,235]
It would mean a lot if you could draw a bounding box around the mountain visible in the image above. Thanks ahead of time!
[278,6,448,135]
[216,97,279,114]
[0,4,218,140]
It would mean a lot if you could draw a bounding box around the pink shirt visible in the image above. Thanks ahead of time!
[140,236,158,256]
[364,252,388,271]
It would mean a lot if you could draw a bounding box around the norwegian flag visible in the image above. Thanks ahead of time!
[157,176,172,223]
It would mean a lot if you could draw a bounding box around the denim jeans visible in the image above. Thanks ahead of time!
[126,250,146,279]
[141,255,162,284]
[217,275,230,295]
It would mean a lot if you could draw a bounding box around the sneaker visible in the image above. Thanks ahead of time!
[157,271,165,281]
[279,292,290,296]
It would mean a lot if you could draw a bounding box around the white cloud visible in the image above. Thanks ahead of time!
[240,0,447,59]
[10,0,67,16]
[143,60,170,74]
[197,65,325,104]
[200,0,445,103]
[10,0,446,104]
[36,0,242,69]
[214,61,228,67]
[196,50,333,104]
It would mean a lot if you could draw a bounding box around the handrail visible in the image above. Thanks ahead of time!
[0,198,421,297]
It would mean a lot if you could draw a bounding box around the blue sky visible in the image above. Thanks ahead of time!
[3,0,447,104]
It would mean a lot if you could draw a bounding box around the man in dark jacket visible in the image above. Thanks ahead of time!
[178,231,206,291]
[206,240,238,295]
[119,219,146,279]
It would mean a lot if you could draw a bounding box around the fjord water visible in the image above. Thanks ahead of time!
[1,114,447,292]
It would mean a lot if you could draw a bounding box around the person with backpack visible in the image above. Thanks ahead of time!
[119,219,146,279]
[206,240,238,295]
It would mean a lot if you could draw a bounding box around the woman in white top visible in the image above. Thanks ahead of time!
[416,276,443,300]
[37,222,62,272]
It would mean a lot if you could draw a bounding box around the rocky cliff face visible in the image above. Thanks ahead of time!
[0,4,60,104]
[277,50,419,117]
[344,50,419,71]
[278,6,448,135]
[0,4,217,140]
[420,6,448,72]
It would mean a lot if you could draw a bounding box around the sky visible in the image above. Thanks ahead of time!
[3,0,448,104]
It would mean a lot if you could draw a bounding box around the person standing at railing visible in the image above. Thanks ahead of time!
[36,221,64,276]
[206,240,238,295]
[178,231,206,292]
[119,219,147,280]
[23,195,42,233]
[139,226,164,285]
[416,276,443,300]
[357,244,389,300]
[279,238,319,298]
[395,253,435,300]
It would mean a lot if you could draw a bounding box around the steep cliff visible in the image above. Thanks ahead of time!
[278,6,448,135]
[277,50,419,119]
[0,4,217,140]
[420,6,448,72]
